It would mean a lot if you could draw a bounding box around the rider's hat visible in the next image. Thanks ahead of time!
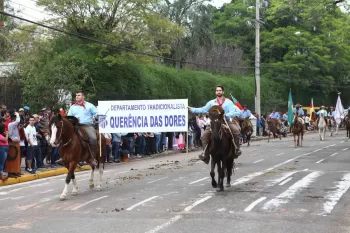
[321,105,325,108]
[243,104,247,107]
[295,104,301,107]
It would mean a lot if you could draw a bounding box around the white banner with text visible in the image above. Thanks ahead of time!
[98,99,188,133]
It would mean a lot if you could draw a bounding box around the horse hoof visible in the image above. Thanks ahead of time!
[212,184,217,188]
[96,187,101,191]
[226,183,231,188]
[89,184,94,190]
[59,195,67,201]
[72,191,78,196]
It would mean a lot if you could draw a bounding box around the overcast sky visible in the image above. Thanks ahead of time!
[7,0,232,22]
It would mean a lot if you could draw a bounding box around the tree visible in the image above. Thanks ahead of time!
[156,0,215,68]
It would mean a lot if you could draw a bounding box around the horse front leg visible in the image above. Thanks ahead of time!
[319,128,322,141]
[60,162,76,201]
[226,157,232,188]
[89,166,95,190]
[293,134,296,147]
[95,165,104,191]
[217,161,224,192]
[210,157,217,188]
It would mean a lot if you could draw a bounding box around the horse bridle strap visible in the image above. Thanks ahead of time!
[58,120,73,147]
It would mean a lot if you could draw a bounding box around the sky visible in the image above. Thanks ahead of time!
[7,0,232,22]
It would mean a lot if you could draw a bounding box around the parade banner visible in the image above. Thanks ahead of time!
[98,99,188,133]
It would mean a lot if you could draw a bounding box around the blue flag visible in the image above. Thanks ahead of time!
[288,89,294,126]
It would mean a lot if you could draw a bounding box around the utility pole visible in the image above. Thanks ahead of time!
[0,0,4,29]
[255,0,261,116]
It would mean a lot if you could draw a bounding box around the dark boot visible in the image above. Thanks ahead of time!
[233,137,242,158]
[88,144,98,167]
[198,147,210,164]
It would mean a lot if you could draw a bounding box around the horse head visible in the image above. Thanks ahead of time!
[50,114,74,146]
[209,106,225,141]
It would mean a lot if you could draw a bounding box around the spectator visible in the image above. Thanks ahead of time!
[0,123,9,181]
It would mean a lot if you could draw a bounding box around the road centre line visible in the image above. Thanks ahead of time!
[126,196,158,211]
[148,177,168,184]
[72,196,109,210]
[316,159,325,164]
[279,177,293,186]
[244,197,267,212]
[253,159,264,164]
[189,177,209,185]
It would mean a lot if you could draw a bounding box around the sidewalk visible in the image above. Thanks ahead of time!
[0,131,316,186]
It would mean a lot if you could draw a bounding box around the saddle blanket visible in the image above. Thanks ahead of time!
[293,116,304,124]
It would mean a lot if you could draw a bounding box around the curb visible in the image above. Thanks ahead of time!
[0,165,91,186]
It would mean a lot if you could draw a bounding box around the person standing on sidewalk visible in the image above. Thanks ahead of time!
[4,112,21,177]
[0,124,9,181]
[24,116,37,174]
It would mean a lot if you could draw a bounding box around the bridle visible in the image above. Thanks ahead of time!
[56,119,72,147]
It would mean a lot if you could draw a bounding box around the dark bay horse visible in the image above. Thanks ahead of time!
[50,114,106,200]
[208,106,235,192]
[239,117,253,146]
[266,115,281,142]
[345,116,350,139]
[292,114,304,147]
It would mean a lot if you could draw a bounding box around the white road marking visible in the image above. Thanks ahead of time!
[340,141,344,143]
[343,148,348,151]
[276,153,284,156]
[17,196,57,210]
[145,215,182,233]
[319,173,350,215]
[330,153,338,157]
[303,169,309,171]
[72,195,108,210]
[253,159,264,164]
[250,153,258,156]
[313,149,322,152]
[189,177,209,185]
[126,196,159,211]
[271,149,278,151]
[310,145,315,147]
[279,177,293,186]
[320,142,325,144]
[329,144,336,147]
[184,195,212,212]
[295,148,302,151]
[217,208,226,212]
[244,197,267,212]
[147,177,168,184]
[262,171,322,211]
[250,149,258,151]
[266,171,298,187]
[316,159,325,164]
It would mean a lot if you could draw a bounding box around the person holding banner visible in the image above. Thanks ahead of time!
[188,85,242,164]
[56,91,98,167]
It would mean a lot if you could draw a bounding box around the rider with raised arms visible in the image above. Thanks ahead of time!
[188,85,242,164]
[67,91,98,167]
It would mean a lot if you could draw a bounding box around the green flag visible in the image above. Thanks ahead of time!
[288,89,294,126]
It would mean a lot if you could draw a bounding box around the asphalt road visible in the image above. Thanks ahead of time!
[0,131,350,233]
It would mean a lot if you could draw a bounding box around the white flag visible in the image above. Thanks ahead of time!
[335,95,344,124]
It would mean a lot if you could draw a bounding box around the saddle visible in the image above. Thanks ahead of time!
[66,116,90,144]
[293,116,304,125]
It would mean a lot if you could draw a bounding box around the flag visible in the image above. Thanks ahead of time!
[229,93,243,110]
[335,94,344,124]
[309,98,315,121]
[287,89,294,126]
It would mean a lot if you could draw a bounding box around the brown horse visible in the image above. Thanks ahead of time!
[292,115,304,147]
[208,106,235,191]
[50,114,106,200]
[266,115,281,142]
[345,116,350,139]
[239,117,253,146]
